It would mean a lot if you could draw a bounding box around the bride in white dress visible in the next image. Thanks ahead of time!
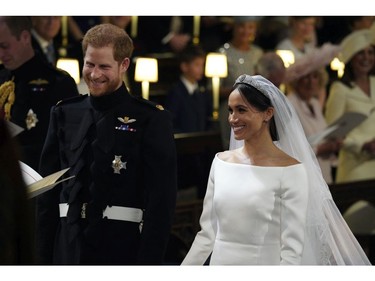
[181,74,371,265]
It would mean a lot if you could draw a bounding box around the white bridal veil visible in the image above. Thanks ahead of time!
[229,74,371,265]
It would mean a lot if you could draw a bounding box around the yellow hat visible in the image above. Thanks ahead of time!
[339,29,373,64]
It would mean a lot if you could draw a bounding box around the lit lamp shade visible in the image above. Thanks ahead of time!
[134,58,158,100]
[135,58,158,82]
[205,53,228,78]
[276,50,295,68]
[205,53,227,119]
[57,58,80,84]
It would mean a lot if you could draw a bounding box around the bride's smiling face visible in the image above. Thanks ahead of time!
[228,89,272,141]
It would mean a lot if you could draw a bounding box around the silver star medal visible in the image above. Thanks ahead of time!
[25,109,38,130]
[112,155,127,174]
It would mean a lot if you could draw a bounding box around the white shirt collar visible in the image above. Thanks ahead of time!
[181,76,198,95]
[31,29,52,53]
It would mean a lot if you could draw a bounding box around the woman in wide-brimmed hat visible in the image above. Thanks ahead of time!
[325,27,375,183]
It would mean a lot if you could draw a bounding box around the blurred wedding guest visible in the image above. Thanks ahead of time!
[325,28,375,183]
[287,42,340,108]
[31,16,62,66]
[0,111,35,264]
[254,51,286,89]
[137,16,192,54]
[0,16,79,171]
[254,16,289,50]
[199,16,232,52]
[164,44,212,133]
[218,16,264,149]
[276,16,318,60]
[286,57,342,184]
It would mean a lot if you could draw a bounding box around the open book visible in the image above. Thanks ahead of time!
[308,112,367,146]
[20,162,74,198]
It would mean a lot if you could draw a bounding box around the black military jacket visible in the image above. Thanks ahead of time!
[0,54,79,170]
[36,84,177,265]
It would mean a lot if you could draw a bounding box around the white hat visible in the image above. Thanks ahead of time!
[339,29,373,64]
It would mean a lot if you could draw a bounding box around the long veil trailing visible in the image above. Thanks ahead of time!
[230,74,371,265]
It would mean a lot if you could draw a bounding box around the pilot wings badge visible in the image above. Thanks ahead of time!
[118,116,136,124]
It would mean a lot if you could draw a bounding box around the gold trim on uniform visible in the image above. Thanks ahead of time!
[0,79,16,120]
[156,104,164,110]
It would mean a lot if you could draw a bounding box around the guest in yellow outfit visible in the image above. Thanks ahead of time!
[325,27,375,183]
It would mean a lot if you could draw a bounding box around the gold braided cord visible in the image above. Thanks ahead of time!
[0,78,16,120]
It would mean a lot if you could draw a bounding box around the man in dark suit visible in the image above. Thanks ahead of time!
[30,16,62,66]
[0,16,79,171]
[35,23,177,265]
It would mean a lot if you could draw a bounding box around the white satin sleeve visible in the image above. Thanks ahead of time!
[280,164,309,265]
[181,158,217,265]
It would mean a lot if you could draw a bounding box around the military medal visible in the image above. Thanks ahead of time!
[25,109,38,130]
[112,155,127,174]
[115,124,136,132]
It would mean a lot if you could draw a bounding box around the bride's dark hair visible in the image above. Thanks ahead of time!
[233,83,278,141]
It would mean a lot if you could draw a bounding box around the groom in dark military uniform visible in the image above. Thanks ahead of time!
[0,16,79,171]
[35,23,177,265]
